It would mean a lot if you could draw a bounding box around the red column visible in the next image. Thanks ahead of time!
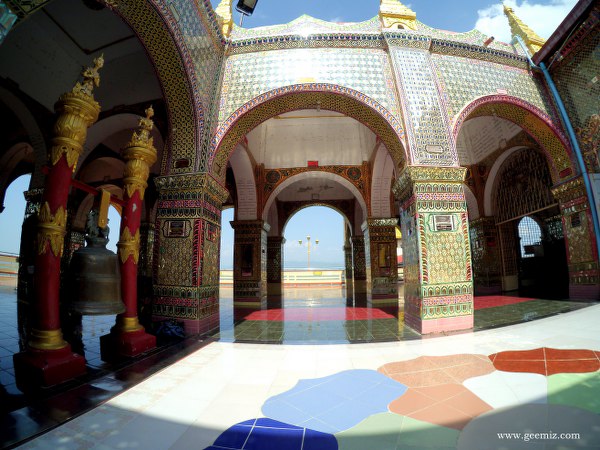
[13,56,104,389]
[101,107,157,360]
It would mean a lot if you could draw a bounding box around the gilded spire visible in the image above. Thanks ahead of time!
[503,4,545,54]
[72,54,104,97]
[215,0,233,37]
[127,105,155,149]
[379,0,417,31]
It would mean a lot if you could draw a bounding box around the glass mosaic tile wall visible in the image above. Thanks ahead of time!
[553,28,600,173]
[390,48,454,166]
[433,54,554,121]
[219,48,401,124]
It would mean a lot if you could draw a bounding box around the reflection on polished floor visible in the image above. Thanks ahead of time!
[1,285,599,448]
[217,285,593,344]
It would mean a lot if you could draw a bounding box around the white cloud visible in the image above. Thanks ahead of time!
[475,0,577,44]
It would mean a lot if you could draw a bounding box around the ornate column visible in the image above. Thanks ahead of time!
[469,217,502,295]
[101,107,157,359]
[552,176,600,299]
[17,188,43,303]
[267,235,284,306]
[351,235,367,306]
[344,242,354,304]
[138,220,155,324]
[153,173,229,335]
[13,56,103,388]
[362,218,399,308]
[393,166,473,334]
[231,220,269,319]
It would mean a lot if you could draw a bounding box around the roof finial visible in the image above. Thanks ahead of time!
[379,0,417,31]
[215,0,233,37]
[504,4,545,54]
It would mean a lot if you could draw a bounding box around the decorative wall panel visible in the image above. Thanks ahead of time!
[553,26,600,173]
[390,48,455,166]
[219,48,401,125]
[434,54,552,121]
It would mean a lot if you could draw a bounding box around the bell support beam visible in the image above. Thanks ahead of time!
[101,107,157,360]
[13,56,104,389]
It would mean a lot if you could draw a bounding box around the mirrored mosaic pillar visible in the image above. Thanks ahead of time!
[267,236,284,307]
[153,173,228,335]
[231,220,269,319]
[552,176,600,299]
[469,217,502,295]
[344,242,354,305]
[393,167,473,334]
[351,235,367,306]
[362,218,399,309]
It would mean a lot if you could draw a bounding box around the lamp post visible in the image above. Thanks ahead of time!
[236,0,258,26]
[298,235,319,269]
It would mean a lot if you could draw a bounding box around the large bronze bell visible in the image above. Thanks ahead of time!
[69,212,125,315]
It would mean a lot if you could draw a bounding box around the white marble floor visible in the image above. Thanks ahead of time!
[20,305,600,450]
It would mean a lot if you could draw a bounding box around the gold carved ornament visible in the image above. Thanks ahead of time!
[117,226,140,264]
[122,106,157,200]
[504,5,545,54]
[379,0,417,31]
[50,55,103,170]
[215,0,233,38]
[37,202,67,257]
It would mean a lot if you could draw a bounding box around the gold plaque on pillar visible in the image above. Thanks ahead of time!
[163,220,191,237]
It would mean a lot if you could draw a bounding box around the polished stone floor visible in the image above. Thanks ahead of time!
[1,285,599,448]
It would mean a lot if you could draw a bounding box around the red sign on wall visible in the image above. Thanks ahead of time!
[308,161,319,167]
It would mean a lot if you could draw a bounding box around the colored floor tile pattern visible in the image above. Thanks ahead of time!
[205,418,338,450]
[4,286,600,449]
[204,347,600,449]
[261,370,408,433]
[489,347,600,375]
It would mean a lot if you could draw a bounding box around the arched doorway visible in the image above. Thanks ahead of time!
[493,149,569,298]
[212,87,406,328]
[455,96,575,299]
[281,205,345,307]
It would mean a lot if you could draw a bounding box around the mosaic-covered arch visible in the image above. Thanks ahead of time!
[210,84,407,182]
[97,0,206,175]
[453,95,575,183]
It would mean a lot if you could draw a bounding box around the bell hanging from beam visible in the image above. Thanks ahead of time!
[69,207,125,315]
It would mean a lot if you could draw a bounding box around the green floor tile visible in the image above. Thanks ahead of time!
[548,372,600,414]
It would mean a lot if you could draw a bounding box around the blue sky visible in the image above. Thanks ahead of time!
[0,1,577,266]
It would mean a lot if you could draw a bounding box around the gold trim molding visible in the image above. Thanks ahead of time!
[37,203,67,256]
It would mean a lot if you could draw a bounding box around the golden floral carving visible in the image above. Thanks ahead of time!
[49,56,103,169]
[122,106,157,200]
[117,226,140,264]
[37,203,67,256]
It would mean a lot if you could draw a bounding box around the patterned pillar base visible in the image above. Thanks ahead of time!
[100,329,157,361]
[13,345,86,391]
[394,167,474,334]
